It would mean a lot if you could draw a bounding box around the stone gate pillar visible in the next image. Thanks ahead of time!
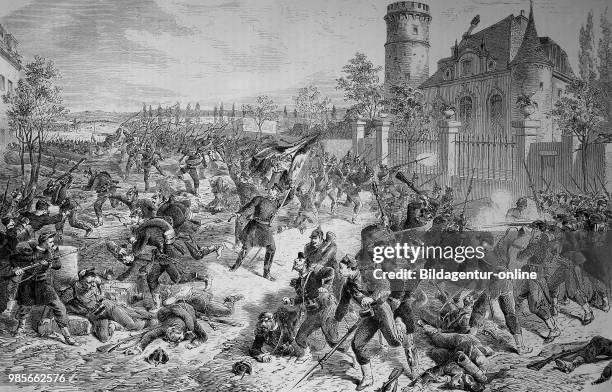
[374,119,390,167]
[513,119,540,196]
[438,119,461,185]
[351,119,366,157]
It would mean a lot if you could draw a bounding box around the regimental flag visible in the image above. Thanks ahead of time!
[251,133,320,190]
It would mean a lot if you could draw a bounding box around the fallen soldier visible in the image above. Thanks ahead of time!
[125,302,207,355]
[418,321,493,392]
[420,289,476,335]
[555,336,612,374]
[249,307,300,363]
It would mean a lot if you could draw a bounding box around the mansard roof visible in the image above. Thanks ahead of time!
[420,3,565,89]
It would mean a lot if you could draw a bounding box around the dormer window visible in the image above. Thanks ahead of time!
[488,60,496,71]
[444,68,452,80]
[461,59,473,76]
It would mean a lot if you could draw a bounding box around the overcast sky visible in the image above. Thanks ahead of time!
[0,0,609,112]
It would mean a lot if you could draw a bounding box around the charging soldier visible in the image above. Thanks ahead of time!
[43,174,93,241]
[283,254,355,364]
[335,255,406,390]
[177,147,205,196]
[230,185,293,280]
[140,145,165,192]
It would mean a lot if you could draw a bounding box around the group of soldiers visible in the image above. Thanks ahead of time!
[2,125,612,391]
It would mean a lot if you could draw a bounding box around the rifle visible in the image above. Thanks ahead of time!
[388,156,428,172]
[460,168,476,224]
[54,157,86,184]
[417,173,442,189]
[96,328,155,353]
[523,162,542,214]
[10,248,81,282]
[290,317,364,390]
[377,368,403,392]
[526,345,586,371]
[395,171,424,196]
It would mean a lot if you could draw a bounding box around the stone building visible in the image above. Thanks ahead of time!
[419,2,574,142]
[0,23,21,152]
[384,1,431,92]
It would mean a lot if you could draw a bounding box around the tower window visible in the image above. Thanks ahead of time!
[413,25,419,34]
[0,75,4,91]
[404,72,411,80]
[444,68,452,80]
[539,82,544,91]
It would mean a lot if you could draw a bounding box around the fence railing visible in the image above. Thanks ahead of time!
[455,133,516,180]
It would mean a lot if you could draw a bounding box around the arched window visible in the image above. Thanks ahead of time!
[489,94,504,136]
[459,96,473,133]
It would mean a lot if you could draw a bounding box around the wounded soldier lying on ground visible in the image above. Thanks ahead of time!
[125,302,208,355]
[416,321,493,392]
[249,307,300,363]
[161,285,243,317]
[420,289,477,335]
[555,336,612,375]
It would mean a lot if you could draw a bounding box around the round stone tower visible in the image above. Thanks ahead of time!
[384,1,431,93]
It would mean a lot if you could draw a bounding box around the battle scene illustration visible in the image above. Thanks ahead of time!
[0,0,611,391]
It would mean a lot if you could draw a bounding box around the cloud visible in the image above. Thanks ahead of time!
[0,0,608,111]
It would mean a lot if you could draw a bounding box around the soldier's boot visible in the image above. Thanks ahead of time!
[356,363,374,391]
[262,252,276,281]
[543,318,560,343]
[11,319,26,337]
[551,298,559,316]
[581,304,594,325]
[60,327,81,346]
[513,333,533,354]
[229,249,247,272]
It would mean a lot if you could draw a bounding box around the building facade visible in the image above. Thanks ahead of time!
[0,23,21,151]
[418,3,574,142]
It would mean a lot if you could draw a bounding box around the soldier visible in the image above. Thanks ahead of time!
[283,255,355,364]
[65,268,148,342]
[229,185,293,281]
[294,176,318,234]
[177,147,205,196]
[506,197,529,220]
[9,233,80,345]
[140,144,165,191]
[43,174,93,241]
[303,227,324,265]
[555,336,612,374]
[125,302,208,355]
[250,309,300,362]
[335,255,407,390]
[145,248,208,309]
